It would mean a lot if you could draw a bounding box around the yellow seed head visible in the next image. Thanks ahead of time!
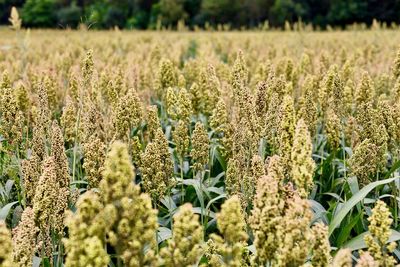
[173,120,190,159]
[332,249,352,267]
[60,95,77,144]
[364,200,396,266]
[13,208,37,267]
[291,118,315,198]
[8,6,21,30]
[141,128,174,201]
[191,122,209,172]
[100,141,134,204]
[145,105,161,141]
[160,203,203,266]
[311,223,331,267]
[64,191,109,267]
[83,137,106,188]
[0,220,13,267]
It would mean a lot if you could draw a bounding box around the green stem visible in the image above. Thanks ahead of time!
[180,157,184,204]
[72,108,81,182]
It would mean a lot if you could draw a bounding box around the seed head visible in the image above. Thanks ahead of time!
[156,58,177,96]
[0,220,13,267]
[311,223,331,267]
[160,203,203,267]
[82,50,94,87]
[364,200,396,266]
[60,95,77,144]
[173,120,189,159]
[291,118,315,198]
[64,191,109,267]
[191,122,209,172]
[392,46,400,79]
[325,109,341,150]
[100,141,134,204]
[13,208,37,267]
[8,6,21,30]
[83,137,106,188]
[141,128,174,201]
[113,89,142,141]
[278,94,295,174]
[249,175,284,263]
[145,105,161,141]
[332,249,352,267]
[356,252,377,267]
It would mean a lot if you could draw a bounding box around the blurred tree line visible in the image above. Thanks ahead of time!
[1,0,400,29]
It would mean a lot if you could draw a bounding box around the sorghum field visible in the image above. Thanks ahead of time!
[3,21,400,267]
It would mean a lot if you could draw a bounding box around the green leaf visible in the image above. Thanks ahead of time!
[309,200,328,224]
[328,177,398,236]
[0,201,18,220]
[157,227,172,244]
[32,256,41,267]
[385,160,400,179]
[343,229,400,251]
[336,212,361,246]
[192,207,216,219]
[206,194,226,210]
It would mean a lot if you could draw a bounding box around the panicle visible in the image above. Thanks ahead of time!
[197,65,221,115]
[217,196,248,244]
[311,223,331,267]
[113,88,142,141]
[8,6,21,30]
[297,75,318,136]
[173,119,189,159]
[319,65,340,115]
[83,137,106,188]
[355,71,374,107]
[231,50,248,92]
[249,175,284,264]
[32,157,59,231]
[141,128,174,201]
[37,82,50,132]
[356,252,377,267]
[325,108,341,150]
[392,46,400,79]
[166,87,192,122]
[0,220,13,267]
[156,58,177,96]
[97,141,159,265]
[64,191,109,267]
[332,249,352,267]
[15,83,30,114]
[159,203,203,266]
[0,71,23,148]
[100,141,134,204]
[12,208,37,267]
[191,122,209,172]
[206,196,248,267]
[364,200,397,266]
[278,94,295,174]
[82,49,94,87]
[274,195,312,266]
[349,139,379,186]
[60,95,77,144]
[291,118,315,198]
[51,121,70,189]
[145,105,161,141]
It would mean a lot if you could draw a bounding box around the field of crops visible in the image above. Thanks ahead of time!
[2,24,400,266]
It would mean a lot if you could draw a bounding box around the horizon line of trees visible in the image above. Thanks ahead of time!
[1,0,400,30]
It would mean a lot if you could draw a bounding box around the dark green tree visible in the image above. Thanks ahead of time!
[21,0,57,27]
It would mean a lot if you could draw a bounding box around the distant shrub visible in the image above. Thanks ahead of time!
[57,3,82,28]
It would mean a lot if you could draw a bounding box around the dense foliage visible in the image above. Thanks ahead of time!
[2,12,400,266]
[2,0,400,29]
